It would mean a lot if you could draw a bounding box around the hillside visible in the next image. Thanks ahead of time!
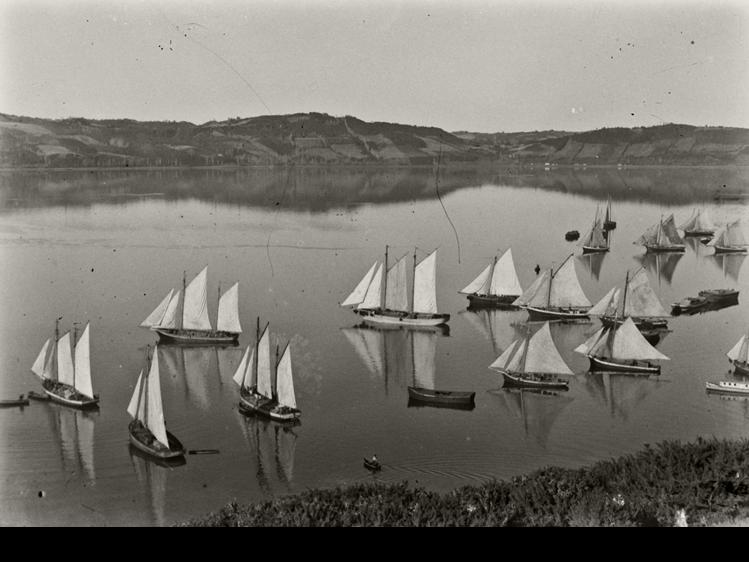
[1,112,748,168]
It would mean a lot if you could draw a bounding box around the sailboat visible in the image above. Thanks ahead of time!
[127,345,186,460]
[603,196,616,231]
[341,247,450,327]
[512,254,591,322]
[30,320,99,408]
[489,321,574,390]
[574,317,669,375]
[459,249,523,307]
[707,220,748,254]
[140,267,242,345]
[594,268,671,334]
[679,208,716,237]
[580,208,610,254]
[727,330,749,376]
[635,214,686,253]
[234,321,301,422]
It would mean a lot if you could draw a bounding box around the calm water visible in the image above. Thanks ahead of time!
[0,166,747,526]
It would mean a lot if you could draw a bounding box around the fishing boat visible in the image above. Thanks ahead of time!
[30,320,99,409]
[635,214,686,253]
[707,220,748,254]
[235,323,301,423]
[459,249,523,308]
[489,322,574,390]
[603,196,616,231]
[363,457,382,472]
[705,381,749,395]
[595,268,671,333]
[341,247,450,327]
[671,296,710,316]
[574,317,669,375]
[699,288,740,301]
[140,267,242,345]
[513,254,591,322]
[0,395,29,407]
[679,208,716,237]
[727,331,749,376]
[580,208,610,254]
[126,345,186,460]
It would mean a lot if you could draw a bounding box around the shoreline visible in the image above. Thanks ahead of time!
[180,438,749,527]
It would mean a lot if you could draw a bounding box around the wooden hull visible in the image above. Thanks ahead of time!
[42,381,99,409]
[706,381,749,395]
[154,328,239,345]
[601,315,669,333]
[733,361,749,377]
[363,458,382,472]
[128,421,185,460]
[498,369,569,390]
[466,294,519,308]
[407,386,476,405]
[358,308,450,327]
[523,306,589,322]
[671,297,709,315]
[644,244,685,253]
[588,356,660,375]
[683,230,714,237]
[699,289,739,301]
[0,395,29,407]
[239,393,301,423]
[713,246,747,254]
[581,246,609,254]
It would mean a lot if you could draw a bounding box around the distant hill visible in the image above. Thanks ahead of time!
[1,112,748,168]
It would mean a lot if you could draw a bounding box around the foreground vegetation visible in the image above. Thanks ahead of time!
[182,438,749,526]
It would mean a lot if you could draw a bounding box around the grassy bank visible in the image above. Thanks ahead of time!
[182,438,749,527]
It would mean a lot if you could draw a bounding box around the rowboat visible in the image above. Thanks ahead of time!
[407,386,476,406]
[0,395,29,407]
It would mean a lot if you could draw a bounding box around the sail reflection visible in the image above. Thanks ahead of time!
[710,253,746,284]
[237,413,297,494]
[42,404,97,483]
[584,372,665,421]
[635,251,683,287]
[491,388,573,448]
[578,252,606,282]
[158,345,212,410]
[129,445,185,527]
[460,309,526,355]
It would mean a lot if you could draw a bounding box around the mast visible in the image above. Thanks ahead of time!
[217,282,221,331]
[274,344,280,400]
[72,322,78,389]
[620,270,629,320]
[135,345,149,427]
[411,247,417,313]
[382,245,389,310]
[488,254,498,296]
[180,270,187,330]
[547,267,553,308]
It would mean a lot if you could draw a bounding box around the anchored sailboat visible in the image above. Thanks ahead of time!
[513,254,591,322]
[489,322,574,390]
[679,208,716,237]
[707,220,748,254]
[342,247,450,327]
[574,317,669,375]
[603,196,616,231]
[30,320,99,408]
[594,268,670,334]
[140,267,241,345]
[635,214,685,253]
[580,208,610,254]
[727,330,749,376]
[127,345,185,460]
[459,248,523,308]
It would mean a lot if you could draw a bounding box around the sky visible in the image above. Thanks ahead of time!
[1,0,748,132]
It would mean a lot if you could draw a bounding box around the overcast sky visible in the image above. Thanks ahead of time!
[1,0,747,132]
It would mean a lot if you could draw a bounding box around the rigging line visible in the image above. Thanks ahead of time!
[434,136,461,264]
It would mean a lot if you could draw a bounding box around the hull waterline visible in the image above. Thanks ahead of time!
[588,356,660,375]
[154,328,238,345]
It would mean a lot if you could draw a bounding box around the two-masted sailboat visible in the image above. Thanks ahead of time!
[233,321,300,422]
[489,322,574,390]
[679,208,716,237]
[127,345,186,460]
[459,249,523,308]
[580,208,610,253]
[574,317,669,375]
[512,254,591,322]
[726,330,749,376]
[140,267,242,345]
[707,220,747,254]
[592,268,671,334]
[342,247,450,327]
[635,214,686,253]
[31,320,99,408]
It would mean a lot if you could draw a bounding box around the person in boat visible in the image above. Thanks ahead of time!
[371,454,378,464]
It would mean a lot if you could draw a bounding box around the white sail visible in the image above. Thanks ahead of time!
[412,331,436,389]
[73,323,94,399]
[727,220,747,247]
[490,338,521,370]
[57,332,75,387]
[157,290,182,329]
[217,282,242,333]
[523,322,574,375]
[31,339,51,379]
[513,270,550,307]
[127,369,145,421]
[256,326,273,399]
[662,214,685,246]
[413,251,438,314]
[342,327,385,379]
[549,257,591,308]
[357,263,383,310]
[141,289,174,328]
[232,345,251,387]
[574,327,607,356]
[341,262,378,307]
[183,267,212,331]
[505,338,528,372]
[610,318,670,361]
[491,249,523,296]
[707,226,727,248]
[385,255,409,312]
[635,222,659,246]
[589,287,620,317]
[678,209,698,231]
[44,340,57,380]
[275,345,297,410]
[144,351,169,449]
[460,263,492,295]
[695,209,716,232]
[727,335,748,363]
[623,268,669,318]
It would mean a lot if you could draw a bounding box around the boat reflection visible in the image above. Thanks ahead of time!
[490,387,573,448]
[158,345,214,411]
[129,445,185,527]
[635,251,683,287]
[578,251,607,282]
[584,372,665,421]
[237,413,298,494]
[460,308,526,355]
[40,403,97,483]
[710,253,746,284]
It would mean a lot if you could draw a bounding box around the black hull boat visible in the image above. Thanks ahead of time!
[699,289,739,302]
[466,294,518,308]
[601,315,669,333]
[671,296,709,316]
[524,306,589,323]
[734,361,749,377]
[588,356,660,375]
[128,420,185,460]
[499,369,569,390]
[0,394,29,407]
[42,379,100,409]
[154,328,238,346]
[582,246,609,254]
[407,386,476,409]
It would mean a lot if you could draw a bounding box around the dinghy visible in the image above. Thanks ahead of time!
[141,268,242,345]
[635,215,686,253]
[707,220,747,254]
[0,395,29,407]
[679,208,716,237]
[459,248,523,308]
[127,346,185,460]
[31,320,99,409]
[727,331,749,376]
[489,322,574,390]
